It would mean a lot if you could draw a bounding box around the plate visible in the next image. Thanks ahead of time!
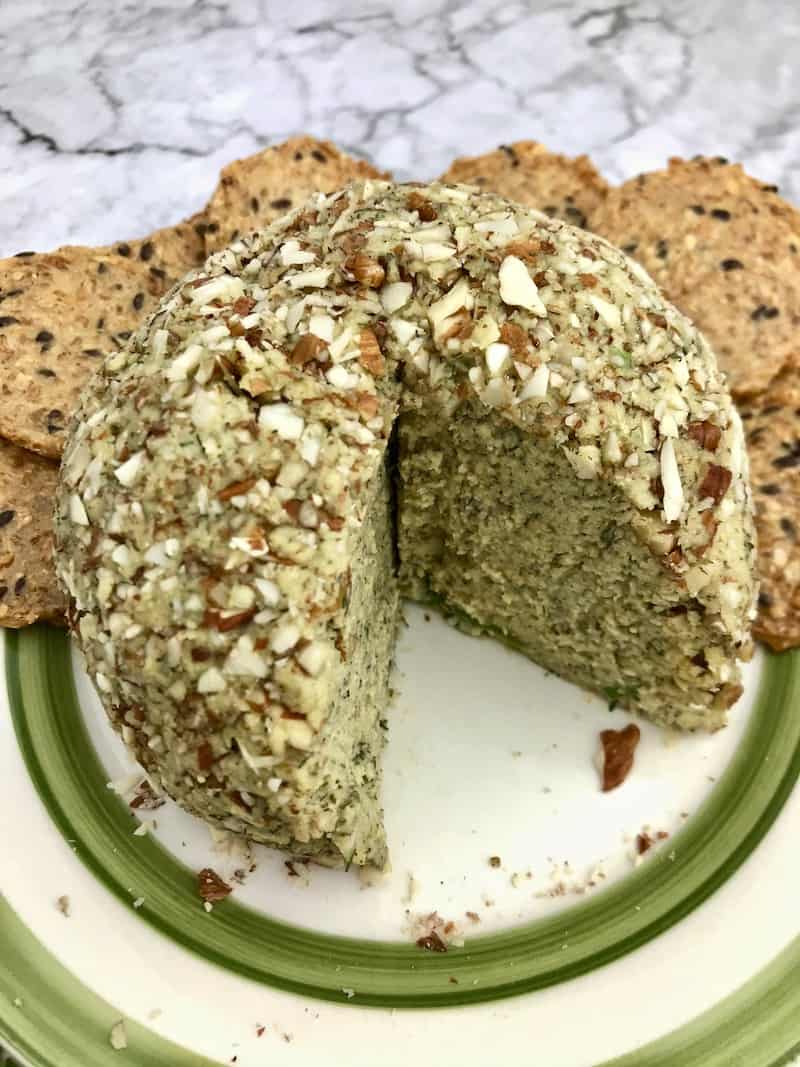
[1,605,799,1066]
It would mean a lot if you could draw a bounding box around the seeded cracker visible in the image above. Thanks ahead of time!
[440,141,608,228]
[592,157,800,397]
[55,181,755,869]
[0,216,207,458]
[202,136,390,252]
[740,367,800,650]
[0,438,65,626]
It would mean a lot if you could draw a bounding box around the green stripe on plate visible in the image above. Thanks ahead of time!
[5,627,800,1008]
[0,896,217,1067]
[600,934,800,1067]
[1,889,798,1067]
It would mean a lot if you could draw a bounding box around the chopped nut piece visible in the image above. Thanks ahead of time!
[597,723,641,791]
[344,253,385,288]
[290,333,328,366]
[687,420,721,452]
[358,328,385,376]
[56,894,71,917]
[699,464,732,504]
[488,855,501,868]
[217,478,257,501]
[406,191,438,221]
[416,930,448,952]
[499,321,529,353]
[197,867,233,903]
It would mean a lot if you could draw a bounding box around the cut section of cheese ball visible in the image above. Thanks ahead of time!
[55,180,756,867]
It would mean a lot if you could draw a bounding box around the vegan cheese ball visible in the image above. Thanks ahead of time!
[55,181,757,868]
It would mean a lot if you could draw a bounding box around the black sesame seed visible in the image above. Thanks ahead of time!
[689,204,706,215]
[711,208,731,220]
[14,576,26,595]
[500,144,520,167]
[82,348,103,358]
[622,241,638,254]
[720,258,744,271]
[773,441,800,469]
[36,328,54,349]
[149,266,166,280]
[714,156,729,164]
[0,288,23,302]
[294,151,304,161]
[37,368,56,377]
[270,197,292,211]
[761,183,779,193]
[0,315,19,327]
[14,251,35,258]
[97,262,108,274]
[758,590,773,609]
[764,306,780,319]
[760,483,781,495]
[139,241,154,261]
[751,304,768,321]
[194,221,208,237]
[0,509,15,527]
[249,196,260,213]
[116,243,131,257]
[311,149,327,163]
[207,221,219,233]
[780,517,797,540]
[564,206,587,227]
[0,586,6,600]
[115,330,132,341]
[656,239,669,259]
[132,292,145,311]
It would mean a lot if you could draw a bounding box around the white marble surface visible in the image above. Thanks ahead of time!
[1,0,799,256]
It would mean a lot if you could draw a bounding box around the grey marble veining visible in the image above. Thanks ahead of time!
[1,0,799,256]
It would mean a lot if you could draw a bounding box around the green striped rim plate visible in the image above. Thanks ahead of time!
[1,609,799,1065]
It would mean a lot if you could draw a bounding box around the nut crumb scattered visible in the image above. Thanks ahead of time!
[132,896,145,910]
[635,829,670,856]
[465,910,480,923]
[198,867,232,903]
[416,930,448,952]
[342,988,355,999]
[488,855,501,868]
[597,723,641,791]
[109,1020,128,1051]
[402,872,421,904]
[56,894,71,917]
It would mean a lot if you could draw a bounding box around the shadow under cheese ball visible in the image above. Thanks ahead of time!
[54,181,756,869]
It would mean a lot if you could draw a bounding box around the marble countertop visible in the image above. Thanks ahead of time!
[1,0,799,256]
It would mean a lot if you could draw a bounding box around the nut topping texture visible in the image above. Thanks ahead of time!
[54,180,757,867]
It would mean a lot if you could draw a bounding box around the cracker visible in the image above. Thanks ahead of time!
[591,157,800,396]
[671,265,800,398]
[0,216,207,458]
[740,367,800,650]
[0,438,65,627]
[202,136,390,252]
[439,141,608,228]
